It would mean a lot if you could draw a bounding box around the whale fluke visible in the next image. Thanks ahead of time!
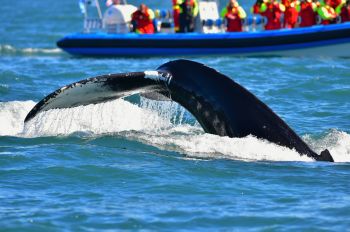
[24,59,334,162]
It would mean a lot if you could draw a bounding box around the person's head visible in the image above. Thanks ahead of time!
[139,4,148,13]
[112,0,120,4]
[228,0,237,7]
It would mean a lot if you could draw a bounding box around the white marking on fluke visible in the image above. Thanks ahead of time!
[144,71,162,81]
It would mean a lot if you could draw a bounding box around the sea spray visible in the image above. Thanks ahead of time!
[304,130,350,162]
[22,99,173,137]
[1,100,349,162]
[0,101,36,136]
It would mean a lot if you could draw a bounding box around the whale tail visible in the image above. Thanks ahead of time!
[318,149,334,162]
[24,59,334,162]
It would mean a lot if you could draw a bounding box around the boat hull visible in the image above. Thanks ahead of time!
[57,23,350,57]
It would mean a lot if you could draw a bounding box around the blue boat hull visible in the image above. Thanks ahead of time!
[57,23,350,57]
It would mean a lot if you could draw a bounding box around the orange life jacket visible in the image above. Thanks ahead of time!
[131,9,155,34]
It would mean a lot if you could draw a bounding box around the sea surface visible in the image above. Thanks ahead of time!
[1,0,350,231]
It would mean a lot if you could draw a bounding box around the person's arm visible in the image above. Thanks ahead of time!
[148,9,155,20]
[335,1,345,14]
[260,2,268,12]
[238,6,247,18]
[278,2,286,12]
[221,7,228,18]
[193,0,199,17]
[317,6,336,19]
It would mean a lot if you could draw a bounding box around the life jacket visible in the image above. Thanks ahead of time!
[298,1,317,27]
[131,8,155,34]
[223,5,246,32]
[172,0,181,31]
[329,0,342,8]
[317,4,336,24]
[336,3,350,22]
[260,1,285,30]
[283,0,299,28]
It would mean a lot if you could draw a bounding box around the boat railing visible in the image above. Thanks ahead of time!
[84,18,103,33]
[105,23,131,34]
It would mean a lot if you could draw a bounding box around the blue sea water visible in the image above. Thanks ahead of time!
[1,0,350,231]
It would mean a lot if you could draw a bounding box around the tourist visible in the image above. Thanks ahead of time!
[221,0,247,32]
[176,0,199,32]
[131,4,155,34]
[252,0,286,30]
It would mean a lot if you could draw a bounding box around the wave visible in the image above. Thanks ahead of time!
[1,99,349,163]
[0,44,62,55]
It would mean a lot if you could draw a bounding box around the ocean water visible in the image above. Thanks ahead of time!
[1,0,350,231]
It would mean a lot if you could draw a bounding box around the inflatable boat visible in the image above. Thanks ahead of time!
[57,23,350,57]
[57,0,350,57]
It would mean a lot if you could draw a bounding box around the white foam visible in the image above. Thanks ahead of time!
[0,101,36,136]
[0,44,62,55]
[134,130,313,162]
[303,130,350,163]
[1,100,349,162]
[22,99,172,137]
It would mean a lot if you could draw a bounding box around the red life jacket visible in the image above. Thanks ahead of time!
[172,0,180,31]
[299,2,317,27]
[284,5,299,28]
[329,0,342,8]
[340,5,350,22]
[131,9,154,34]
[261,2,284,30]
[252,4,261,14]
[224,6,243,32]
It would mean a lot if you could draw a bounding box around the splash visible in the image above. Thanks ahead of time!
[134,131,313,162]
[304,130,350,163]
[0,100,349,162]
[22,99,173,137]
[0,101,36,136]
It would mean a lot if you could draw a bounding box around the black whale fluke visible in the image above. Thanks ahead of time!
[24,59,334,162]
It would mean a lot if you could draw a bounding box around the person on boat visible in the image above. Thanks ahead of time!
[131,4,155,34]
[297,0,318,27]
[317,0,337,24]
[172,0,181,32]
[252,0,286,30]
[282,0,299,28]
[221,0,247,32]
[335,0,350,22]
[176,0,199,32]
